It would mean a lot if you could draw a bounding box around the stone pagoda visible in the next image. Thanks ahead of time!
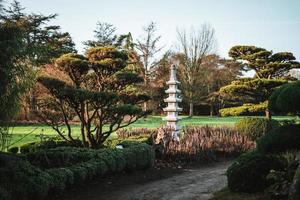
[163,64,182,141]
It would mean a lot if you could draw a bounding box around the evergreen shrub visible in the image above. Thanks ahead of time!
[236,117,280,140]
[227,151,286,193]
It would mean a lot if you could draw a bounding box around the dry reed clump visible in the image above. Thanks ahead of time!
[116,128,156,139]
[153,125,255,162]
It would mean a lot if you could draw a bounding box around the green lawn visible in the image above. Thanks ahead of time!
[8,115,298,148]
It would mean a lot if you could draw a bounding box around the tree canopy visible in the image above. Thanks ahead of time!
[0,2,34,123]
[229,45,300,79]
[219,45,300,117]
[1,0,76,67]
[36,47,149,148]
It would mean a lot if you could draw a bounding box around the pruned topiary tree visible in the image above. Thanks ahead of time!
[219,46,300,117]
[36,47,150,148]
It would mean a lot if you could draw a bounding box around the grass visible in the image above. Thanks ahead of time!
[7,115,298,148]
[210,188,265,200]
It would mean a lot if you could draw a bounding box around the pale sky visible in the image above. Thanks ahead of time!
[11,0,300,60]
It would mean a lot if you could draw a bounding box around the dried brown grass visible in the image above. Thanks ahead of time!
[116,126,255,162]
[154,125,255,162]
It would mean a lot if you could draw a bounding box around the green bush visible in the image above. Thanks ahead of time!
[236,117,280,140]
[220,102,267,117]
[226,151,286,193]
[0,186,10,200]
[25,147,93,169]
[257,124,300,154]
[46,168,74,192]
[1,142,154,200]
[269,81,300,115]
[7,147,18,154]
[0,152,51,200]
[20,140,82,154]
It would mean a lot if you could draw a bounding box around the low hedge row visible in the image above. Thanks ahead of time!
[20,140,82,154]
[0,142,154,200]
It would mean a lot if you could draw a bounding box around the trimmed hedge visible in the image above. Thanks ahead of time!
[257,124,300,154]
[0,142,154,200]
[235,117,279,141]
[25,147,94,169]
[20,140,82,154]
[227,151,286,193]
[0,153,51,200]
[219,102,267,117]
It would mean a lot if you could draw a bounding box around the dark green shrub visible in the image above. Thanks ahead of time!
[20,140,82,154]
[0,142,154,200]
[20,142,35,154]
[46,168,74,192]
[289,163,300,200]
[25,147,94,169]
[7,147,18,154]
[0,186,10,200]
[269,81,300,116]
[236,117,280,140]
[0,152,51,200]
[106,150,126,172]
[257,124,300,154]
[120,140,143,147]
[69,165,87,183]
[121,143,154,171]
[227,151,286,193]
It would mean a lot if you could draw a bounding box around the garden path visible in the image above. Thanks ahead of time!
[56,161,231,200]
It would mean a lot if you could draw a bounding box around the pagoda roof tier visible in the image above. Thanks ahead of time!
[164,97,182,103]
[163,107,183,112]
[165,88,181,94]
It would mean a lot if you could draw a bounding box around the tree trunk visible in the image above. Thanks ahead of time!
[23,105,29,121]
[210,103,214,117]
[189,102,194,117]
[143,75,148,112]
[265,109,271,119]
[143,102,148,112]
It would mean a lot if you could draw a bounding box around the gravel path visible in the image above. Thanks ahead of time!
[56,161,230,200]
[106,161,230,200]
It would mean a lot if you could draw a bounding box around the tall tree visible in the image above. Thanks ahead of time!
[229,45,300,79]
[36,47,150,148]
[176,24,216,116]
[1,0,76,120]
[2,0,76,66]
[0,6,34,149]
[150,51,174,112]
[84,22,117,47]
[200,55,243,116]
[136,22,162,111]
[219,45,300,117]
[84,22,135,50]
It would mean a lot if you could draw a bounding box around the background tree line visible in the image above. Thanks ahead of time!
[1,0,300,130]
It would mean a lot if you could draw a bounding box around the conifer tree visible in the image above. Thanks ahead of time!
[219,45,300,116]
